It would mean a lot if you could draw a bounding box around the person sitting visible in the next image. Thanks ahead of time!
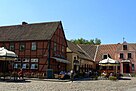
[101,71,107,79]
[102,71,106,76]
[59,71,65,79]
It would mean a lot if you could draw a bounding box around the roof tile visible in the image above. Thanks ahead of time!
[0,21,60,41]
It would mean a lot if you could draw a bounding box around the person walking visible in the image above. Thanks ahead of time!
[70,70,74,82]
[18,68,23,80]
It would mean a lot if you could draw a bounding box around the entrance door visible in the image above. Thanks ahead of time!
[123,63,130,73]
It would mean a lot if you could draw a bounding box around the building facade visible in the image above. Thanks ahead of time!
[95,42,136,74]
[72,42,136,75]
[67,41,95,73]
[0,21,68,76]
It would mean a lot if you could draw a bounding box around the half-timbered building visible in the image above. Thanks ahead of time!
[0,21,69,77]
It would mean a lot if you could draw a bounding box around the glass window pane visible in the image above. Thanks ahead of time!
[10,43,14,51]
[31,42,36,50]
[31,64,38,69]
[20,43,25,51]
[132,64,135,71]
[128,53,132,59]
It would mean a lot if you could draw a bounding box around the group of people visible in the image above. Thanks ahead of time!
[59,70,74,81]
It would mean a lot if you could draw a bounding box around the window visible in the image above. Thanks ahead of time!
[120,53,124,59]
[128,53,132,59]
[22,64,29,69]
[17,58,21,62]
[14,63,21,69]
[9,43,14,51]
[123,45,127,50]
[31,64,38,69]
[14,64,18,69]
[31,58,38,62]
[74,57,77,60]
[31,42,37,51]
[22,58,29,62]
[20,43,25,51]
[62,46,65,53]
[132,64,135,71]
[103,54,108,59]
[54,43,57,52]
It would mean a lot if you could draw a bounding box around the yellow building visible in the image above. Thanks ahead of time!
[67,41,96,73]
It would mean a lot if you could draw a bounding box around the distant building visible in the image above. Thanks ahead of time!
[95,42,136,74]
[0,21,69,76]
[66,41,96,73]
[68,41,136,75]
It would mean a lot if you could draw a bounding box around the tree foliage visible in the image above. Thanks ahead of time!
[70,38,101,45]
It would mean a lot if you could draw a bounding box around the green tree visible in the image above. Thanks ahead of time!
[70,38,101,45]
[94,38,101,45]
[89,39,95,44]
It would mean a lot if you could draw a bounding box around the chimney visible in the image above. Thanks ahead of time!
[22,22,28,25]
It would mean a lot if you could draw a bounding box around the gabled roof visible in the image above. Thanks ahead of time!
[95,44,120,62]
[78,44,97,61]
[67,41,92,61]
[0,21,60,41]
[67,41,136,63]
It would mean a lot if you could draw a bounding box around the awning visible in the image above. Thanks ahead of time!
[121,60,130,63]
[51,57,70,64]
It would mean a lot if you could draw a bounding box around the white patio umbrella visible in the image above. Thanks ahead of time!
[99,57,120,74]
[99,57,119,66]
[0,47,17,61]
[0,47,18,80]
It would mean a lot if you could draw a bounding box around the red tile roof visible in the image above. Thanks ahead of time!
[95,44,121,62]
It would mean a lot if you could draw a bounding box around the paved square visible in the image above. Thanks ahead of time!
[0,77,136,91]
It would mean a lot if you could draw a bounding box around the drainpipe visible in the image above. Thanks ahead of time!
[47,40,51,69]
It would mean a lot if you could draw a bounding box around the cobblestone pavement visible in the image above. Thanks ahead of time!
[0,77,136,91]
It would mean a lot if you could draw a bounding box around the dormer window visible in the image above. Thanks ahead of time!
[103,54,108,59]
[123,45,127,50]
[102,54,111,59]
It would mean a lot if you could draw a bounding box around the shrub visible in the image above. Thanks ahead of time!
[109,76,117,81]
[94,76,98,80]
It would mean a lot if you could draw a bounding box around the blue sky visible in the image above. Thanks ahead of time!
[0,0,136,44]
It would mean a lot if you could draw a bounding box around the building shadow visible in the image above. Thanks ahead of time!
[0,78,31,83]
[119,77,131,80]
